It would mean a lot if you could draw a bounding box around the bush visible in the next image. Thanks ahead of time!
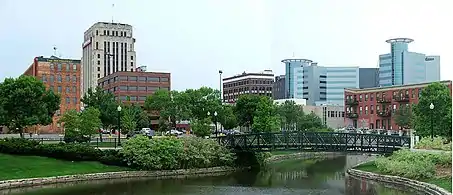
[415,137,451,151]
[121,135,235,170]
[0,138,40,154]
[375,149,452,179]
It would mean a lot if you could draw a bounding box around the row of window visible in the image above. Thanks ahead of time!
[224,93,272,100]
[42,74,77,83]
[346,88,423,102]
[347,103,410,115]
[96,29,128,37]
[49,85,78,94]
[327,111,345,118]
[100,75,169,85]
[115,96,147,101]
[223,79,273,88]
[64,97,78,105]
[107,86,169,92]
[49,63,77,72]
[225,86,273,93]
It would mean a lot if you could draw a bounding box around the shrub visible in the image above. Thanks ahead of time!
[98,150,128,167]
[415,137,451,151]
[374,149,452,179]
[121,135,235,170]
[0,138,40,154]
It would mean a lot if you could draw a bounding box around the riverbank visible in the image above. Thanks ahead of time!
[353,161,452,193]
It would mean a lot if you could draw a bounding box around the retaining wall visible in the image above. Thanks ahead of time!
[0,166,238,190]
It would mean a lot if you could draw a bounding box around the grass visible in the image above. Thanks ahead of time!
[355,161,452,192]
[0,153,130,181]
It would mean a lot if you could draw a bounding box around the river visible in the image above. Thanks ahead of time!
[2,155,423,195]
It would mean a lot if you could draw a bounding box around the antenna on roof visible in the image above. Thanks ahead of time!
[53,46,57,56]
[292,52,295,57]
[111,3,115,23]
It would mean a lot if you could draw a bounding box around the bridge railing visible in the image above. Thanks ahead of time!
[217,132,410,153]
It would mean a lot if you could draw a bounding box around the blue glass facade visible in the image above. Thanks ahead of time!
[325,67,359,105]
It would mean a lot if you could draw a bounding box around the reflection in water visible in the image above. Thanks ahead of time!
[4,155,419,195]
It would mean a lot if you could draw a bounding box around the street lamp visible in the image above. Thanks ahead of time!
[117,105,122,146]
[214,111,218,137]
[219,70,223,102]
[429,103,434,139]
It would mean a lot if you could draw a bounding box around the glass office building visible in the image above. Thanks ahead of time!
[324,67,360,105]
[379,38,440,86]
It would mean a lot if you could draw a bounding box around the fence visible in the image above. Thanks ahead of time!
[25,137,128,148]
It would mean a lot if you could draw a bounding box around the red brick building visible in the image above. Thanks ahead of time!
[223,70,274,103]
[23,56,82,133]
[97,70,171,128]
[344,80,452,132]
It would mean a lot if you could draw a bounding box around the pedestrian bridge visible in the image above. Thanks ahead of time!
[216,132,410,154]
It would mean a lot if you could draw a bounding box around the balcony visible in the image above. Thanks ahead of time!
[377,110,391,117]
[346,112,358,118]
[394,94,410,102]
[376,97,391,104]
[345,99,358,106]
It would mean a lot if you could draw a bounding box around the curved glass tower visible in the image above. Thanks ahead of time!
[282,58,313,99]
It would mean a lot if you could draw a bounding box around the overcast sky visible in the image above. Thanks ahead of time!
[0,0,451,91]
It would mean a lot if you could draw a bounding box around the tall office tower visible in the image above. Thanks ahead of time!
[379,38,440,87]
[272,75,286,100]
[324,67,360,106]
[82,22,137,96]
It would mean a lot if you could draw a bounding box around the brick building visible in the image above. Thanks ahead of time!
[97,69,171,128]
[344,80,452,132]
[223,70,274,103]
[23,56,82,133]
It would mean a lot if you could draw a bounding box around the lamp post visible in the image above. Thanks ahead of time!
[214,111,218,137]
[117,105,122,146]
[429,103,434,140]
[219,70,223,103]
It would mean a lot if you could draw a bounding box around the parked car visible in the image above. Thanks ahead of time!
[166,129,183,136]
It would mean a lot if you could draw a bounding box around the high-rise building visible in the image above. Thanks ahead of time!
[23,56,82,133]
[323,67,360,106]
[272,75,285,100]
[379,38,440,87]
[359,68,379,89]
[82,22,137,96]
[222,70,274,103]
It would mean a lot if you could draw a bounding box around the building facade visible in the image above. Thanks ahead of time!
[82,22,137,96]
[323,67,360,106]
[272,75,285,100]
[344,80,452,132]
[304,105,345,129]
[222,70,274,103]
[359,68,379,89]
[97,70,171,104]
[379,38,440,87]
[23,56,82,133]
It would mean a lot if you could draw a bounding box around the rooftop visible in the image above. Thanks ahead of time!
[385,38,414,44]
[345,80,451,93]
[223,70,274,81]
[35,56,81,63]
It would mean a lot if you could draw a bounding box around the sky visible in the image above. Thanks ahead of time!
[0,0,452,91]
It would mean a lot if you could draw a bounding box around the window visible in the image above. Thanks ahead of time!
[107,30,110,36]
[57,86,62,93]
[103,30,106,35]
[97,67,100,71]
[418,89,422,97]
[147,77,159,82]
[72,75,77,82]
[147,86,158,91]
[96,30,98,35]
[359,95,362,101]
[66,75,70,82]
[411,89,415,98]
[41,74,47,82]
[365,94,368,101]
[50,63,54,70]
[130,96,137,101]
[96,42,99,50]
[377,105,380,111]
[130,68,133,72]
[119,86,128,91]
[160,77,169,82]
[138,86,146,91]
[50,75,54,83]
[131,56,134,60]
[359,106,362,115]
[57,75,62,82]
[138,96,146,101]
[365,106,368,115]
[119,76,127,81]
[393,104,397,112]
[97,74,100,78]
[128,86,137,91]
[370,105,374,114]
[66,87,70,93]
[128,76,137,81]
[97,54,101,58]
[73,64,77,71]
[66,97,70,104]
[66,64,70,71]
[73,97,77,104]
[49,85,54,91]
[57,64,62,71]
[138,76,146,81]
[131,62,134,67]
[115,31,118,36]
[370,93,374,101]
[72,86,77,93]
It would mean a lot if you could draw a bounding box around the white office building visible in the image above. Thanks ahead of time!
[82,22,137,95]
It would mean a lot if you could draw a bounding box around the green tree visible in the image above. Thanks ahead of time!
[220,104,238,130]
[276,100,304,131]
[137,110,151,129]
[234,94,261,129]
[81,87,117,129]
[183,87,221,120]
[296,112,324,131]
[0,76,60,137]
[145,89,190,129]
[191,118,212,137]
[393,105,413,130]
[412,82,452,138]
[121,107,137,135]
[60,107,101,142]
[252,97,281,133]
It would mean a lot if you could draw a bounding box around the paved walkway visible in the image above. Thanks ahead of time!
[410,148,449,154]
[97,147,122,150]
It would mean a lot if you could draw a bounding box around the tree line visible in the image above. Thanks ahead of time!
[0,75,451,139]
